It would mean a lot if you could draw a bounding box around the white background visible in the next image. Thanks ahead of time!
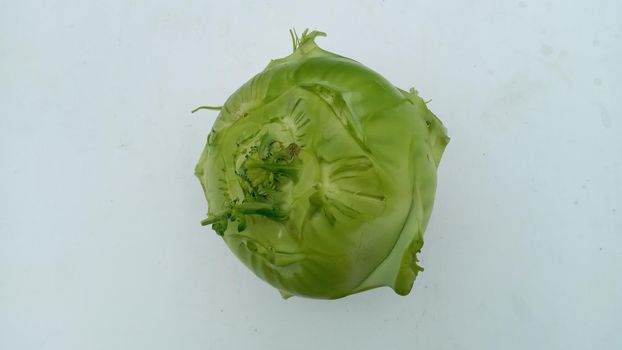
[2,1,621,349]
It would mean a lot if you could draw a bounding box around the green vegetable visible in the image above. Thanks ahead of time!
[194,29,449,299]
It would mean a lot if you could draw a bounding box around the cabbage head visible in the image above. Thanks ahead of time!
[194,29,449,299]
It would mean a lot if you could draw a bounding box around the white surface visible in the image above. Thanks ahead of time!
[1,1,621,349]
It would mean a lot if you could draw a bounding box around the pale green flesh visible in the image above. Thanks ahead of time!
[195,30,449,299]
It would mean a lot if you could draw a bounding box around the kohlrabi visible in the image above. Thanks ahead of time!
[194,29,449,299]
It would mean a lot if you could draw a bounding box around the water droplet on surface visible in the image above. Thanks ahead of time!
[600,106,612,128]
[540,44,553,56]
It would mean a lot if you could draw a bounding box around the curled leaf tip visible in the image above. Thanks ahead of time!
[192,105,222,113]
